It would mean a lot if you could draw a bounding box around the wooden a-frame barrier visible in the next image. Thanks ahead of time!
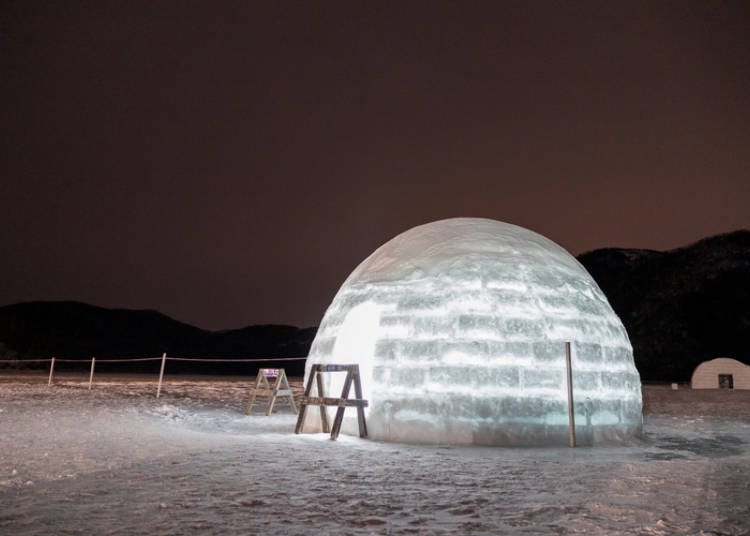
[244,368,298,416]
[294,364,368,440]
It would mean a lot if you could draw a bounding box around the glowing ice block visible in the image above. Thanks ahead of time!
[302,218,642,445]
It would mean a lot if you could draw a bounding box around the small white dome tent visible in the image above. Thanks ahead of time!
[301,218,642,445]
[691,358,750,390]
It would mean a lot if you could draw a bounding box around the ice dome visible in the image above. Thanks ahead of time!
[302,218,642,445]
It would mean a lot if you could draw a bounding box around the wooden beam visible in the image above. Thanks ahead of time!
[301,397,368,407]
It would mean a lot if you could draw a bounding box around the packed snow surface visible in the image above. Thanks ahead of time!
[304,218,641,444]
[1,375,749,535]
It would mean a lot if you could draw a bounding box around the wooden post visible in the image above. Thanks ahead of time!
[295,366,319,434]
[565,342,576,448]
[315,367,330,433]
[244,369,265,415]
[352,368,368,438]
[330,370,354,440]
[156,352,167,398]
[267,371,281,416]
[88,357,96,390]
[47,357,56,386]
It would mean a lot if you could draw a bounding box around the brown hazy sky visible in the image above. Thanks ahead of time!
[1,1,749,329]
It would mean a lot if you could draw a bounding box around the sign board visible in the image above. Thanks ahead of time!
[262,368,280,377]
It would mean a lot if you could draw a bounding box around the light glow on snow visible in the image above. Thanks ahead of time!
[303,218,642,445]
[325,301,382,403]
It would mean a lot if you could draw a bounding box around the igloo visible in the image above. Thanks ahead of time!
[301,218,642,445]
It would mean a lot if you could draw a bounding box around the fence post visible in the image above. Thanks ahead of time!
[88,357,96,390]
[48,357,56,386]
[156,352,167,398]
[565,342,576,448]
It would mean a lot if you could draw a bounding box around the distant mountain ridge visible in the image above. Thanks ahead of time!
[0,301,315,375]
[2,230,748,381]
[578,230,750,381]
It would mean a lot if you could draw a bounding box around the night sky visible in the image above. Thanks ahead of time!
[2,2,748,330]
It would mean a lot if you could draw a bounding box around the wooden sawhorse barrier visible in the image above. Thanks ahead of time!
[294,364,368,440]
[244,368,298,416]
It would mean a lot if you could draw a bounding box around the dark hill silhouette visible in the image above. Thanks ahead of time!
[2,230,748,381]
[0,301,315,375]
[578,230,750,382]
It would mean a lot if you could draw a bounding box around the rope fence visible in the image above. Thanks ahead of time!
[0,358,54,363]
[164,356,307,362]
[54,357,164,363]
[0,357,307,363]
[0,354,308,398]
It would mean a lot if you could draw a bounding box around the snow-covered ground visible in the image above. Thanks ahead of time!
[1,374,749,535]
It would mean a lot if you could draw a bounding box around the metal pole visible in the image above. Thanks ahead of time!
[88,357,96,390]
[156,352,167,398]
[565,342,576,448]
[48,357,56,386]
